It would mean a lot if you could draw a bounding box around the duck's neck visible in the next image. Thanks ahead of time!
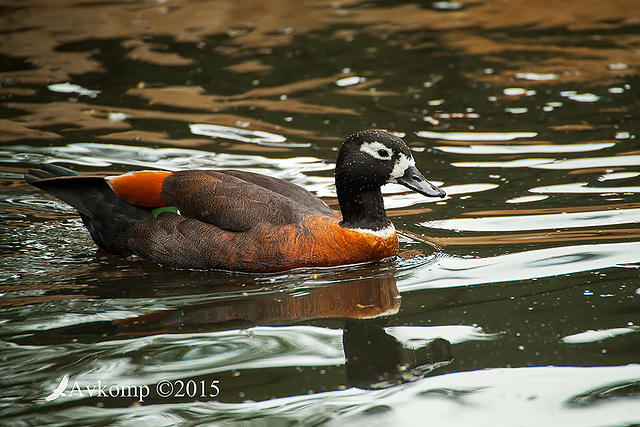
[336,182,391,231]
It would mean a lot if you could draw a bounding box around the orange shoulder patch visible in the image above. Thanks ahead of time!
[106,170,172,207]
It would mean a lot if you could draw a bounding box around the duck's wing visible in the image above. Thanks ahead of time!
[217,170,332,214]
[125,212,269,271]
[161,170,331,232]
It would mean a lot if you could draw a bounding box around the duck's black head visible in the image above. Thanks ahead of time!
[335,129,445,230]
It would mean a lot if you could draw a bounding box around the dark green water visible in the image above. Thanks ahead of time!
[1,1,639,425]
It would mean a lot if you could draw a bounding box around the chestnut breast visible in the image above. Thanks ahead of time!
[228,214,399,271]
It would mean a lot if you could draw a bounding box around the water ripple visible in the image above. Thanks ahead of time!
[421,208,640,232]
[137,326,344,377]
[416,131,538,141]
[398,242,640,290]
[189,123,308,147]
[47,82,101,98]
[8,365,639,426]
[561,327,640,344]
[1,143,327,182]
[530,182,640,194]
[454,155,640,170]
[385,325,500,347]
[435,142,614,155]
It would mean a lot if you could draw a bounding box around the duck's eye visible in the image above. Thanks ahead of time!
[378,149,390,158]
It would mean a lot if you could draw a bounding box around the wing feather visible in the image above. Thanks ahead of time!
[161,170,328,231]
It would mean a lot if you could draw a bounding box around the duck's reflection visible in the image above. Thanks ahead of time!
[344,319,453,390]
[114,273,402,333]
[113,270,452,389]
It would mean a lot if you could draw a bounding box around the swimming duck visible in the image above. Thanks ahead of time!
[25,129,445,272]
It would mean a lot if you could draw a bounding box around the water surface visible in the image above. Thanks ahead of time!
[1,0,639,425]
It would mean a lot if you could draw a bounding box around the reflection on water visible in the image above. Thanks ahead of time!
[422,208,640,231]
[112,273,403,334]
[561,327,640,344]
[47,82,101,98]
[189,123,293,146]
[1,0,640,424]
[416,131,538,141]
[401,241,640,290]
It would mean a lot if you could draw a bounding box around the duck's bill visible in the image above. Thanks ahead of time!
[396,165,446,198]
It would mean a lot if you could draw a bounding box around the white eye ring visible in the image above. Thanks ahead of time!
[360,141,392,160]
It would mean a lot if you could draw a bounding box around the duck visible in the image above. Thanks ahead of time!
[25,129,445,272]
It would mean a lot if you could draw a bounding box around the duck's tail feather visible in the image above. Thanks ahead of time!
[25,164,153,254]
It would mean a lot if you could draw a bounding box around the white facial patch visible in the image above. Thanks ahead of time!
[359,141,393,161]
[389,153,415,182]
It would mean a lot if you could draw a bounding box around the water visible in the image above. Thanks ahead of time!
[1,0,639,425]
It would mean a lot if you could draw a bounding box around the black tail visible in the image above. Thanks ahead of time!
[25,164,153,255]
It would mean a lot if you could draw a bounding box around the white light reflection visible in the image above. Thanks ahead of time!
[420,208,640,232]
[515,72,558,81]
[506,195,549,204]
[47,82,101,98]
[399,241,640,290]
[530,182,640,194]
[599,172,640,181]
[416,131,537,141]
[435,143,614,155]
[385,325,500,348]
[561,327,640,344]
[189,123,303,147]
[335,76,366,87]
[170,365,640,427]
[452,155,640,170]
